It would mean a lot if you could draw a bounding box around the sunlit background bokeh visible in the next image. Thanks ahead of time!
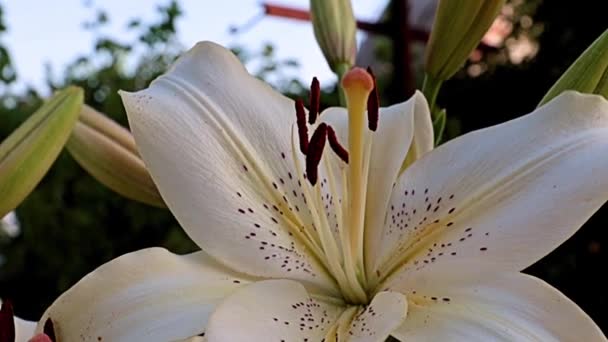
[3,0,387,93]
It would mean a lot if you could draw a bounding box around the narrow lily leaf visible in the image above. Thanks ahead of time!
[0,87,83,217]
[66,105,165,208]
[539,28,608,106]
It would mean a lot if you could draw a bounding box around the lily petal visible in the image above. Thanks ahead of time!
[173,336,206,342]
[401,91,434,170]
[317,93,431,276]
[37,247,254,341]
[121,41,338,294]
[206,279,343,341]
[375,92,608,284]
[391,272,606,341]
[15,317,36,342]
[346,291,408,342]
[363,92,431,274]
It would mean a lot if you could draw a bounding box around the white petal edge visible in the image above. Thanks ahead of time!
[36,247,255,341]
[121,41,338,294]
[376,91,608,283]
[392,272,606,341]
[401,90,434,170]
[206,279,344,341]
[15,317,36,342]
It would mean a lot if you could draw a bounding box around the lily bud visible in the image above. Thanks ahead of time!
[66,105,165,208]
[310,0,357,75]
[0,87,82,218]
[539,29,608,106]
[425,0,505,80]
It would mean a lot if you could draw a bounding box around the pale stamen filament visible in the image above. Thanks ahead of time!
[291,128,360,302]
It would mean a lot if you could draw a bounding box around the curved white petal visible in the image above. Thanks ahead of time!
[375,92,608,285]
[401,90,434,169]
[392,272,606,341]
[347,291,408,342]
[318,93,431,278]
[121,41,338,294]
[15,317,36,342]
[206,279,344,341]
[37,247,254,342]
[364,92,430,273]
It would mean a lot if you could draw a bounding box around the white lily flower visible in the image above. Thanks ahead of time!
[35,42,608,341]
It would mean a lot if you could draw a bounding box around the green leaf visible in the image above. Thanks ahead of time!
[539,28,608,106]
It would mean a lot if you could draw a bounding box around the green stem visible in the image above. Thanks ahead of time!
[421,73,443,118]
[334,63,351,107]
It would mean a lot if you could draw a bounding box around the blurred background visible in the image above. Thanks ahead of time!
[0,0,606,332]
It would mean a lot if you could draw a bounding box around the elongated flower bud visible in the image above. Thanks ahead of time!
[0,87,82,217]
[539,29,608,106]
[310,0,357,75]
[425,0,505,81]
[66,105,165,208]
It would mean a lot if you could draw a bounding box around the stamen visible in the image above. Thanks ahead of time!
[341,67,374,289]
[0,300,15,342]
[295,99,309,154]
[309,77,320,124]
[327,126,349,163]
[305,123,328,185]
[44,318,56,342]
[366,67,380,131]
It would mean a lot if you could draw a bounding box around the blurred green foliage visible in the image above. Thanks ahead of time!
[0,0,606,334]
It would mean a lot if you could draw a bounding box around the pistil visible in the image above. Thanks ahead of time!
[342,68,374,291]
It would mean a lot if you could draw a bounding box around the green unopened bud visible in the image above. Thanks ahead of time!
[310,0,357,76]
[425,0,505,80]
[0,87,83,217]
[539,29,608,106]
[66,105,165,208]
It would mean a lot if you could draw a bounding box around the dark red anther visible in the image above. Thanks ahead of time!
[327,126,349,164]
[43,318,56,342]
[366,67,380,131]
[306,123,328,185]
[295,99,309,155]
[309,77,320,124]
[0,300,15,342]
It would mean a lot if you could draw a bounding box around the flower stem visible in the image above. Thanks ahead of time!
[335,63,351,107]
[422,73,447,146]
[421,73,443,116]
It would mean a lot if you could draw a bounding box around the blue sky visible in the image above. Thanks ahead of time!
[3,0,387,93]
